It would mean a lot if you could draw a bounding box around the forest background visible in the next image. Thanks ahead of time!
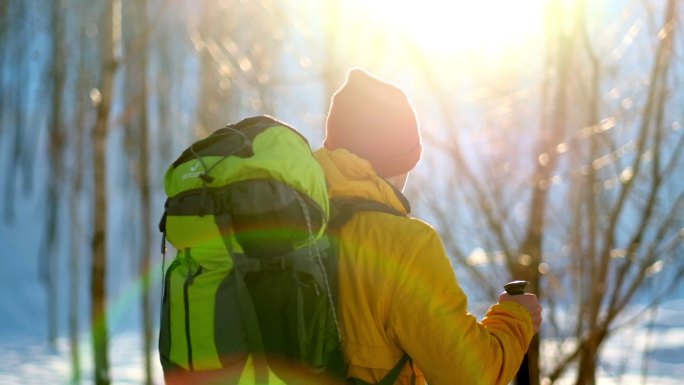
[1,0,683,384]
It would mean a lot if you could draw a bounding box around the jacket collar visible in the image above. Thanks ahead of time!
[314,148,411,215]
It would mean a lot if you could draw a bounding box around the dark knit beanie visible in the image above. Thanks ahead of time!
[324,68,422,177]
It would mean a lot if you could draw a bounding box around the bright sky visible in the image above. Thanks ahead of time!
[344,0,550,60]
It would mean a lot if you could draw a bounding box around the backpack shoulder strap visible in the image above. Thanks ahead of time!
[329,198,414,384]
[328,198,405,230]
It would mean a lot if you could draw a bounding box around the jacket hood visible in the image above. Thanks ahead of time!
[314,148,410,215]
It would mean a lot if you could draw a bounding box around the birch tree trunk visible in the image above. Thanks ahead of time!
[129,0,154,382]
[44,0,67,352]
[91,1,119,384]
[68,3,96,381]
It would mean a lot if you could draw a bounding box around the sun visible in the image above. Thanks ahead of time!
[345,0,550,59]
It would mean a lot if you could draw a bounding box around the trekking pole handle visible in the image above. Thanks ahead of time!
[504,280,529,296]
[504,280,532,385]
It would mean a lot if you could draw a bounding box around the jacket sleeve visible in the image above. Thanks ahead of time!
[387,222,534,385]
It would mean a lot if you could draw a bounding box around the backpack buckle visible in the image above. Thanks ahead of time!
[260,255,288,270]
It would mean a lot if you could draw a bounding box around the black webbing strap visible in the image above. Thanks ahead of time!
[227,237,330,280]
[165,188,222,217]
[214,213,268,384]
[158,200,169,255]
[328,198,405,230]
[350,353,412,385]
[381,354,412,385]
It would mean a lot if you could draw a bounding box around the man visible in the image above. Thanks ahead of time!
[314,68,542,385]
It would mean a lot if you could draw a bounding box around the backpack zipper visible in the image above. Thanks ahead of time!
[183,250,203,371]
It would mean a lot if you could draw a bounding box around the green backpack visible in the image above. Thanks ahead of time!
[158,115,409,385]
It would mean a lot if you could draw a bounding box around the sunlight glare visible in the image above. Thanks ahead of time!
[347,0,549,58]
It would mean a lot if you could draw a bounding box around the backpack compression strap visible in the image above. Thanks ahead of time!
[329,198,415,385]
[214,212,337,384]
[214,213,269,385]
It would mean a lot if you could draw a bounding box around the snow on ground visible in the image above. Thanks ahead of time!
[0,305,682,385]
[0,333,164,385]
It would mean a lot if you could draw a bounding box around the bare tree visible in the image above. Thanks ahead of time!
[1,1,680,384]
[67,2,104,381]
[552,1,683,384]
[409,1,683,384]
[41,0,68,351]
[122,0,154,382]
[91,0,120,383]
[0,0,9,131]
[152,0,180,164]
[1,0,35,221]
[194,1,237,136]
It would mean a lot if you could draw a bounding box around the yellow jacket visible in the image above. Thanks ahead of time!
[314,148,534,385]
